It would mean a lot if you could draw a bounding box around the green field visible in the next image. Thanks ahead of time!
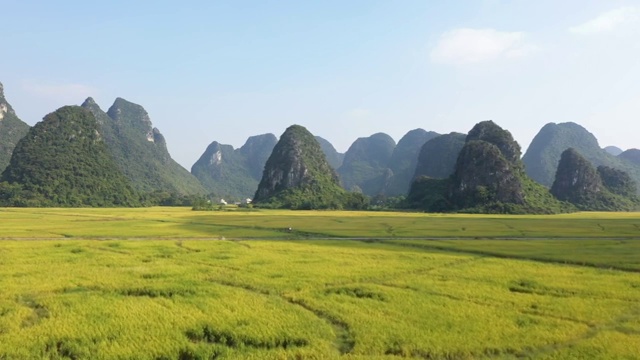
[0,208,639,359]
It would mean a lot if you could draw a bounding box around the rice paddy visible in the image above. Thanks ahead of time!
[0,207,638,359]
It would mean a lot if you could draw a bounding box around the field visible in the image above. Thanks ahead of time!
[0,208,639,359]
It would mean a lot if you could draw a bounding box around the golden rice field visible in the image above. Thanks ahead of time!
[0,207,639,359]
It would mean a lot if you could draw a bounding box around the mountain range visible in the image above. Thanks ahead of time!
[407,121,572,214]
[0,80,638,211]
[191,134,277,199]
[522,122,640,190]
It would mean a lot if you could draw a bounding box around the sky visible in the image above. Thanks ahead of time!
[2,0,640,168]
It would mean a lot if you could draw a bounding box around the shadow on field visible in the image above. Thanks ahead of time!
[176,215,336,240]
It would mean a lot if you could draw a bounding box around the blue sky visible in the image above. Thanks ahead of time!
[2,0,640,168]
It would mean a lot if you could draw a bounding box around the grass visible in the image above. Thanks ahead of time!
[0,207,639,359]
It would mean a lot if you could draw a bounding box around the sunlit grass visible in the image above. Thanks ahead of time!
[2,207,640,240]
[0,208,639,358]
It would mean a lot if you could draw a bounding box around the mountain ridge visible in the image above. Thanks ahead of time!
[82,97,206,195]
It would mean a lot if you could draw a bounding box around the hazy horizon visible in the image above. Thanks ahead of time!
[2,0,639,169]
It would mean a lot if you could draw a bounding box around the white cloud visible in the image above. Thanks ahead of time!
[430,28,536,65]
[21,80,97,104]
[569,7,639,34]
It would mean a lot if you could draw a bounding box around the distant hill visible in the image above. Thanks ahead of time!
[0,82,30,172]
[1,106,139,206]
[604,146,623,156]
[523,122,640,192]
[550,148,636,211]
[338,133,396,195]
[315,136,344,170]
[238,133,279,180]
[191,134,277,199]
[413,132,466,180]
[254,125,365,209]
[408,121,570,214]
[82,97,205,195]
[619,149,640,166]
[383,129,439,196]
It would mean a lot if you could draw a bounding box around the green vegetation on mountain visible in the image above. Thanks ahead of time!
[450,140,524,208]
[315,136,344,170]
[338,133,396,195]
[253,125,367,209]
[619,149,640,166]
[405,176,451,211]
[191,134,277,199]
[597,165,638,199]
[0,106,139,206]
[467,121,522,164]
[82,97,205,195]
[408,121,570,214]
[238,133,278,180]
[413,132,466,180]
[0,82,30,172]
[384,129,439,196]
[550,148,637,211]
[523,122,640,192]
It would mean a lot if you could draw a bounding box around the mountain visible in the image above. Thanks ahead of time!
[450,139,524,208]
[315,136,344,170]
[550,148,636,211]
[619,149,640,166]
[413,132,466,180]
[408,121,569,214]
[238,133,278,180]
[338,133,396,195]
[383,129,439,196]
[448,121,527,210]
[604,146,624,156]
[1,106,139,206]
[82,97,205,195]
[191,134,277,199]
[0,82,30,172]
[253,125,359,209]
[597,165,637,199]
[523,122,640,191]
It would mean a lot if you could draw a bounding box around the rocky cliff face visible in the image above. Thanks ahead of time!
[466,120,522,165]
[0,82,30,172]
[550,148,635,210]
[413,132,466,180]
[408,121,568,213]
[82,97,205,195]
[551,148,603,203]
[1,106,139,206]
[449,121,528,208]
[107,98,156,142]
[191,133,277,198]
[451,140,525,207]
[253,125,346,209]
